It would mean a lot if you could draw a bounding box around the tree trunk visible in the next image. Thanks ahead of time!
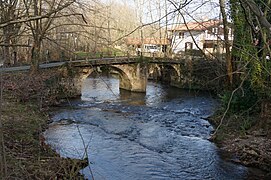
[219,0,233,86]
[12,49,18,66]
[2,28,11,66]
[30,41,41,74]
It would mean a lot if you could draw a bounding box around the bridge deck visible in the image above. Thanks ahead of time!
[0,56,202,73]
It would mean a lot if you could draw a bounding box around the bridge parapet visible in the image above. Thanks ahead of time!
[70,57,139,67]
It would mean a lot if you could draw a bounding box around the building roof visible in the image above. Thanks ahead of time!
[126,38,170,45]
[169,19,222,32]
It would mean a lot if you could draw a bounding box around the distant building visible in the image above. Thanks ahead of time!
[125,38,171,56]
[168,19,234,56]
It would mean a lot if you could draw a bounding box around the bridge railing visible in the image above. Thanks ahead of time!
[74,51,129,60]
[42,50,175,64]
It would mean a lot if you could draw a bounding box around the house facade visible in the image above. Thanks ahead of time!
[169,19,234,56]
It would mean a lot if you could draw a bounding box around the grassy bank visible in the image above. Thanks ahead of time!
[0,71,87,179]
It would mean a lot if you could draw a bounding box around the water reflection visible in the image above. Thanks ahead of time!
[119,89,147,105]
[81,76,119,102]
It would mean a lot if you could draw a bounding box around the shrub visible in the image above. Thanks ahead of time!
[220,81,258,113]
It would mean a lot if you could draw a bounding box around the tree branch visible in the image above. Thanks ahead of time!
[0,0,76,28]
[241,0,271,33]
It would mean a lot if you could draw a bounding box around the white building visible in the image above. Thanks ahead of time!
[169,19,234,55]
[126,38,170,56]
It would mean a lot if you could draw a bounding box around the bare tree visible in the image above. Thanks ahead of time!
[21,0,77,73]
[0,0,25,66]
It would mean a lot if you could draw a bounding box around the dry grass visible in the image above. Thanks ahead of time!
[1,71,87,179]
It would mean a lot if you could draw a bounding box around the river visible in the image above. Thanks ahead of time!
[44,75,250,180]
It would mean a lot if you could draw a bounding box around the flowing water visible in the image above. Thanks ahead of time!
[44,75,250,180]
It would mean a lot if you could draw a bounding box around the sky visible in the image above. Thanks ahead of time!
[99,0,221,27]
[131,0,221,25]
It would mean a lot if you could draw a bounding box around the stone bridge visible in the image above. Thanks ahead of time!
[59,56,225,95]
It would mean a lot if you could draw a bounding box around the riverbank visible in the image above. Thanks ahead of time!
[2,70,270,179]
[0,71,87,179]
[209,112,271,179]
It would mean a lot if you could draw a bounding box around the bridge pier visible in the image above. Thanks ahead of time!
[115,63,148,92]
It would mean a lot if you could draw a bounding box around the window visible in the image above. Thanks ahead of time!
[162,45,167,53]
[144,45,159,53]
[179,32,184,39]
[185,42,193,51]
[212,27,218,35]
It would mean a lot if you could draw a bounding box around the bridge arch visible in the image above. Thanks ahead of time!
[76,66,132,92]
[148,64,162,80]
[108,65,132,91]
[160,64,181,84]
[75,63,147,92]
